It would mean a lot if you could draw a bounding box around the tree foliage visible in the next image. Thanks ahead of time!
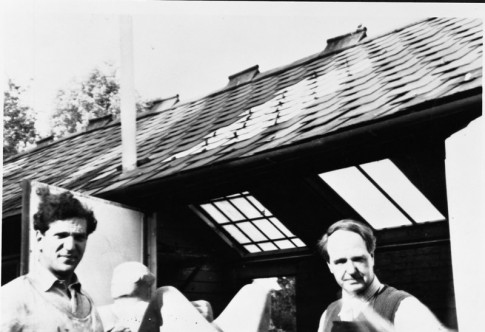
[3,80,37,158]
[270,276,297,332]
[51,64,145,138]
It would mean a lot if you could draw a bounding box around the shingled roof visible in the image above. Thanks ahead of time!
[3,17,482,217]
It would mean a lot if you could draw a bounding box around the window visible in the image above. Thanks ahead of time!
[198,192,306,254]
[319,159,445,229]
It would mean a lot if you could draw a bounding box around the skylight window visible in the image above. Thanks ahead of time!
[198,192,306,254]
[319,159,445,230]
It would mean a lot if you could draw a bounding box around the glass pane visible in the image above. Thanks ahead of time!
[274,239,295,249]
[237,222,267,242]
[247,196,268,215]
[253,219,284,240]
[230,197,262,218]
[223,225,250,244]
[292,238,306,247]
[214,201,245,221]
[244,244,261,253]
[201,204,229,224]
[319,167,413,229]
[361,159,445,223]
[270,217,295,237]
[259,242,278,251]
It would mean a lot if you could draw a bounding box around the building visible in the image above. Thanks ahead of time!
[2,17,482,331]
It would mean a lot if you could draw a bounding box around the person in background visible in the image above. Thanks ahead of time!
[0,187,104,332]
[317,219,450,332]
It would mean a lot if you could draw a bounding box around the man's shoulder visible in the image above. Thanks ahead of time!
[1,275,32,301]
[380,285,412,301]
[1,275,30,292]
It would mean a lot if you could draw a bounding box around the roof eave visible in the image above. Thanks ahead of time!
[101,88,481,202]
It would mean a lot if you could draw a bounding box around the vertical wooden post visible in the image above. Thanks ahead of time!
[20,179,32,275]
[145,211,158,294]
[119,15,137,173]
[445,117,485,332]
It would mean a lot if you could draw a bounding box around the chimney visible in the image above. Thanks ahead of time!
[119,15,137,173]
[324,25,367,53]
[148,94,180,112]
[227,65,259,87]
[36,135,54,147]
[87,114,113,130]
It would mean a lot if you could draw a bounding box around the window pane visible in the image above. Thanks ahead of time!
[253,219,284,240]
[201,204,229,224]
[214,201,245,221]
[247,196,268,215]
[238,222,267,242]
[198,192,307,255]
[319,167,412,229]
[270,217,295,237]
[223,225,250,243]
[259,242,278,251]
[244,244,261,253]
[274,239,295,249]
[230,197,262,218]
[361,159,445,223]
[292,238,306,247]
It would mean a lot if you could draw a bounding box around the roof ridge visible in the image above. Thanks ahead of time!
[167,17,436,108]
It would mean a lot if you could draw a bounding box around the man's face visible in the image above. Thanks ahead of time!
[36,218,88,281]
[326,230,375,296]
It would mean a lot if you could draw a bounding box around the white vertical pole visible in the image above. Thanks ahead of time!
[119,15,137,173]
[445,117,485,332]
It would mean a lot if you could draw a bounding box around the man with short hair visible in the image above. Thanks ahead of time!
[317,219,449,332]
[1,188,104,331]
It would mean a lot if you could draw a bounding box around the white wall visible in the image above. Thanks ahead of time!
[445,117,485,331]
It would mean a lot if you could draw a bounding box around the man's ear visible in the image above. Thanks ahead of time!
[327,262,334,274]
[35,230,44,243]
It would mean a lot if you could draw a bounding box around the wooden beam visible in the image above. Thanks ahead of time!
[20,180,32,275]
[145,211,158,292]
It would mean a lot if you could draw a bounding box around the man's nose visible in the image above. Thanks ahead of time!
[63,236,76,250]
[345,261,357,274]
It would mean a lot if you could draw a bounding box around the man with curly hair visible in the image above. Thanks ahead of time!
[1,187,104,332]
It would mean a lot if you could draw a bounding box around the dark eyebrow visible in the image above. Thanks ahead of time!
[333,258,347,264]
[351,255,366,261]
[53,231,87,237]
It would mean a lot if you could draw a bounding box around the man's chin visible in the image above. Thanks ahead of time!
[343,283,365,294]
[55,264,78,274]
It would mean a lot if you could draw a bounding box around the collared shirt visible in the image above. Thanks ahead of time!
[318,277,448,332]
[29,264,92,318]
[0,265,104,332]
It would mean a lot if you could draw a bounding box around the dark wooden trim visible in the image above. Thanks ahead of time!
[103,93,481,203]
[376,238,450,252]
[145,211,158,291]
[20,179,32,275]
[188,204,245,256]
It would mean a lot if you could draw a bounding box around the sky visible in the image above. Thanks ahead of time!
[2,1,484,136]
